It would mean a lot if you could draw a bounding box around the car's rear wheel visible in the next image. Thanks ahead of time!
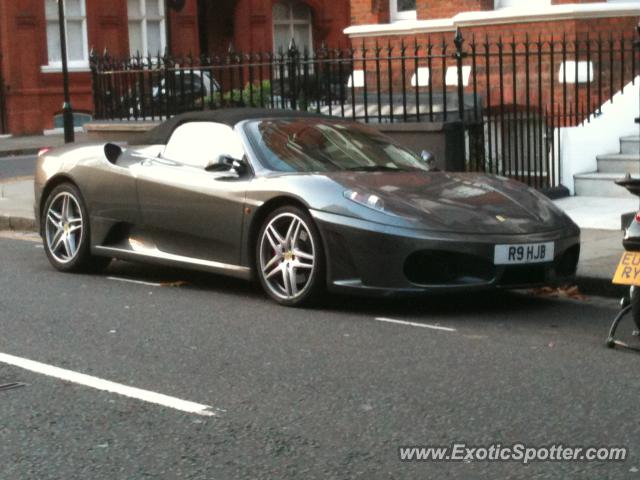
[42,183,111,273]
[256,206,325,307]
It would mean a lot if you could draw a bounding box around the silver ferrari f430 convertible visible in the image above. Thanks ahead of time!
[35,109,580,306]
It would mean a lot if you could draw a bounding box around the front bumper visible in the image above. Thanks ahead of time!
[311,210,580,296]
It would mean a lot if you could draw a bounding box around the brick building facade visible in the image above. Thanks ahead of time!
[0,0,349,135]
[344,0,639,124]
[0,0,637,136]
[346,0,640,63]
[348,0,639,33]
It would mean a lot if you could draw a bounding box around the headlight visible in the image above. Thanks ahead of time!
[344,189,386,213]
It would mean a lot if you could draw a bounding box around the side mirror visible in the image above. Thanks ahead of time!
[205,155,235,172]
[421,150,438,172]
[104,143,123,165]
[205,155,247,175]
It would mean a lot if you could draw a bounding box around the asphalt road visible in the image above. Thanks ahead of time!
[1,232,639,479]
[0,154,37,180]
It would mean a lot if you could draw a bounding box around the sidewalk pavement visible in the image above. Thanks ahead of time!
[555,196,639,231]
[0,178,35,231]
[577,229,625,298]
[0,132,90,157]
[0,170,630,298]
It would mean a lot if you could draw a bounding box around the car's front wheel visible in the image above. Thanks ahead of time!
[42,183,111,273]
[256,206,325,307]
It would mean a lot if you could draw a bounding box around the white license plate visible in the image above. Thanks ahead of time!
[494,242,555,265]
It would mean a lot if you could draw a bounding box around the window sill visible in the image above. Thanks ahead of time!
[390,18,418,24]
[344,18,455,37]
[390,14,418,23]
[41,64,91,74]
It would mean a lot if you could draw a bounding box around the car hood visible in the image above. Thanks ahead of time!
[320,171,573,235]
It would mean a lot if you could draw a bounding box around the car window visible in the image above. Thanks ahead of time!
[190,75,203,92]
[176,72,202,94]
[163,122,245,169]
[244,119,428,173]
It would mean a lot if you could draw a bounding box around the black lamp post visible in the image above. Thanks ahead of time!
[57,0,74,143]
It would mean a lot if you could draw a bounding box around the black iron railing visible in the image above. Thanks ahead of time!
[0,54,7,135]
[90,27,639,190]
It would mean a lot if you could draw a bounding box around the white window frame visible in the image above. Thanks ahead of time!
[128,0,167,57]
[411,67,430,87]
[558,61,595,84]
[390,0,417,22]
[272,1,314,54]
[445,66,472,87]
[347,70,365,88]
[43,0,89,71]
[494,0,550,9]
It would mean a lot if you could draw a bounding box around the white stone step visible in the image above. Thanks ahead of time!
[574,172,638,198]
[596,153,640,174]
[621,135,640,155]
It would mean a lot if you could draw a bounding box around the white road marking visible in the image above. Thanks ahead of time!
[0,352,216,417]
[107,276,163,287]
[375,317,457,332]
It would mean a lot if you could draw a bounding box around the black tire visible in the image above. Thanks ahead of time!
[41,183,111,273]
[256,205,325,307]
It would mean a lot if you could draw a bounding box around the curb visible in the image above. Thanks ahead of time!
[0,215,36,232]
[575,275,626,299]
[0,148,40,158]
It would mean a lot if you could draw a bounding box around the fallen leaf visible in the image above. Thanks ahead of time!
[530,285,587,301]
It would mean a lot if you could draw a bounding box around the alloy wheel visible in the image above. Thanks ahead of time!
[259,212,316,301]
[45,192,84,264]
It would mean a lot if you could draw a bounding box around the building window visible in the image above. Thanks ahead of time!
[128,0,166,57]
[494,0,550,8]
[45,0,89,68]
[390,0,417,22]
[273,1,313,54]
[558,61,594,84]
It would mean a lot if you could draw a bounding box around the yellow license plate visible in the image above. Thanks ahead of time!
[612,252,640,285]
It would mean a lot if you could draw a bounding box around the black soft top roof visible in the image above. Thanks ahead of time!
[139,108,328,145]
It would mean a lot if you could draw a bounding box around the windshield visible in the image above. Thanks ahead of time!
[244,118,429,173]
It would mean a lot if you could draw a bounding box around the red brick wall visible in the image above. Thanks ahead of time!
[0,0,348,134]
[201,0,235,54]
[0,0,67,134]
[0,0,202,134]
[348,16,638,126]
[351,0,390,25]
[227,0,350,54]
[351,0,622,25]
[170,1,200,56]
[351,0,494,25]
[417,0,493,21]
[87,1,129,58]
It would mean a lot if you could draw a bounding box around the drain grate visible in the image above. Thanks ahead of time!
[0,382,26,393]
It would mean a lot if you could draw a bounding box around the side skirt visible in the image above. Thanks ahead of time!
[94,245,253,281]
